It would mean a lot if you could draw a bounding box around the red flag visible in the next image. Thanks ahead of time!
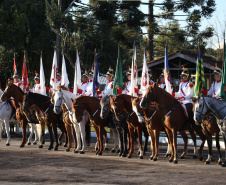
[22,54,29,92]
[13,54,17,74]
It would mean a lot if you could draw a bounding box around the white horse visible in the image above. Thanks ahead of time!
[53,88,90,153]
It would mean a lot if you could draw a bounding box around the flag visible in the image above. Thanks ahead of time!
[93,53,100,96]
[164,43,172,94]
[22,53,29,93]
[73,49,82,95]
[13,53,17,74]
[130,44,138,96]
[194,45,205,97]
[61,54,70,87]
[220,41,226,100]
[113,46,123,95]
[50,50,58,89]
[140,51,149,94]
[39,53,46,96]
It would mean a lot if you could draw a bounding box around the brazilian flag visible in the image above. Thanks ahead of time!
[113,47,124,95]
[194,46,205,97]
[220,42,226,100]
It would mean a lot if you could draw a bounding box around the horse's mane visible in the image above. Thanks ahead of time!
[11,84,24,94]
[61,89,78,100]
[75,96,99,104]
[100,94,115,106]
[153,85,175,101]
[28,91,50,103]
[56,85,68,90]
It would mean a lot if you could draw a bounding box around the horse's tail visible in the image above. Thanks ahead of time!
[85,119,91,146]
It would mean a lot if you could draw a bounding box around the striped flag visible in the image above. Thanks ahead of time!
[164,43,172,94]
[194,46,205,97]
[92,53,100,96]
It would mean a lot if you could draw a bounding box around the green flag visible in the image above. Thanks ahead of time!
[220,42,226,100]
[194,46,205,96]
[113,47,123,95]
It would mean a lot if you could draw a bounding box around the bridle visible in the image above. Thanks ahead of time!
[53,91,66,109]
[142,87,156,107]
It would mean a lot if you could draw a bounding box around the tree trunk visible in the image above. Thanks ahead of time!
[147,0,154,62]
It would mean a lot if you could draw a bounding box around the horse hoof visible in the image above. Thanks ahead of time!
[193,155,197,159]
[80,151,85,154]
[180,156,185,159]
[33,142,37,145]
[27,142,31,145]
[48,146,53,150]
[111,149,116,153]
[205,161,210,165]
[59,141,62,146]
[65,148,70,152]
[54,148,58,151]
[221,163,226,167]
[149,156,153,160]
[121,154,127,157]
[64,144,67,147]
[173,160,178,164]
[127,155,132,158]
[153,158,157,161]
[97,152,102,156]
[139,156,143,159]
[118,153,122,157]
[39,145,43,148]
[165,154,171,158]
[117,149,120,153]
[42,141,45,145]
[199,157,203,161]
[169,159,173,163]
[74,150,79,153]
[6,143,10,146]
[20,145,24,148]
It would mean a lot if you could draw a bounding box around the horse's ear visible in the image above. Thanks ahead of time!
[192,97,197,103]
[59,88,62,92]
[18,102,22,107]
[71,98,74,103]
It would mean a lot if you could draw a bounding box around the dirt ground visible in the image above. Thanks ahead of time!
[0,137,225,185]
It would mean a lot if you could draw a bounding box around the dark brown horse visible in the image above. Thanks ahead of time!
[22,91,68,151]
[140,84,206,163]
[1,84,43,147]
[71,96,108,155]
[110,94,147,159]
[132,97,201,161]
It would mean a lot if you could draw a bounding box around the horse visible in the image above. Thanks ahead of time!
[1,84,43,147]
[100,95,129,157]
[193,96,226,167]
[132,96,201,161]
[110,94,149,159]
[22,91,68,151]
[140,84,206,164]
[52,87,90,153]
[71,96,110,155]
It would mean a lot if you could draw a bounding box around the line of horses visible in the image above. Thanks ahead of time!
[0,83,225,167]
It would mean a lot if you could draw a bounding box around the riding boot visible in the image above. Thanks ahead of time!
[11,107,16,120]
[185,103,195,129]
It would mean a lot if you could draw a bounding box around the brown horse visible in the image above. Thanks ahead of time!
[140,84,206,163]
[71,96,108,155]
[201,113,223,165]
[1,84,42,147]
[110,94,146,159]
[132,97,201,161]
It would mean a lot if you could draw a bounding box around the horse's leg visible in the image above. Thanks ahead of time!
[103,128,108,150]
[194,125,206,161]
[59,122,68,147]
[172,127,178,164]
[153,129,160,161]
[53,124,59,151]
[33,124,38,145]
[143,126,149,155]
[122,123,128,157]
[147,127,155,160]
[79,117,86,154]
[20,119,27,147]
[188,128,198,159]
[58,131,64,146]
[37,122,45,148]
[65,123,72,152]
[204,129,213,164]
[97,125,105,155]
[111,128,117,153]
[179,130,188,159]
[214,132,222,165]
[136,125,144,159]
[116,127,123,156]
[47,124,53,150]
[27,123,32,145]
[127,124,135,158]
[73,123,81,153]
[165,128,174,162]
[92,122,100,154]
[4,119,10,146]
[164,130,171,157]
[71,124,77,151]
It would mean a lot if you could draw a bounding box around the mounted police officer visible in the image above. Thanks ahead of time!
[201,63,222,99]
[158,70,173,91]
[13,72,22,89]
[77,69,89,95]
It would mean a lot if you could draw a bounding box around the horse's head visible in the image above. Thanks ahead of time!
[192,96,208,124]
[140,84,156,109]
[110,95,126,121]
[1,84,13,101]
[131,97,145,123]
[71,98,85,122]
[100,95,112,119]
[22,92,37,123]
[53,88,64,114]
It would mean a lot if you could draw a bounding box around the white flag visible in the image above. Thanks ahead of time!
[50,50,58,89]
[130,45,138,96]
[61,54,70,87]
[40,53,46,96]
[140,52,149,95]
[73,49,81,95]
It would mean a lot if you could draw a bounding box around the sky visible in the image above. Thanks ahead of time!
[81,0,226,49]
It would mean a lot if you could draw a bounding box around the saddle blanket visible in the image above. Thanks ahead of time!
[178,102,189,120]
